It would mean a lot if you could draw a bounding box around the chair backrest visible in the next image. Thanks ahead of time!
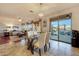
[38,32,46,48]
[33,31,37,35]
[27,31,33,38]
[45,32,51,44]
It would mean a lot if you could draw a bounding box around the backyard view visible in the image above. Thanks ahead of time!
[51,18,72,44]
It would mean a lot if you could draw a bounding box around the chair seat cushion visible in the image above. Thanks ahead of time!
[34,41,40,48]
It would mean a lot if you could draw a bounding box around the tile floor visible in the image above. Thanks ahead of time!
[0,39,79,56]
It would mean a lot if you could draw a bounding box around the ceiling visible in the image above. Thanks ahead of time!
[0,3,78,26]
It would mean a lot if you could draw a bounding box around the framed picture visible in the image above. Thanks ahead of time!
[43,21,47,27]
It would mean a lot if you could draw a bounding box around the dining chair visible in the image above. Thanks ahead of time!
[26,31,34,50]
[44,32,51,52]
[31,32,46,56]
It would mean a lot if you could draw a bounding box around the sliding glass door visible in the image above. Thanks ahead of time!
[59,19,72,43]
[51,21,58,41]
[51,18,72,44]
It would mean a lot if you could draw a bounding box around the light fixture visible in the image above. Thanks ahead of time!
[38,13,44,17]
[18,19,22,22]
[6,24,13,27]
[38,3,44,18]
[18,17,22,22]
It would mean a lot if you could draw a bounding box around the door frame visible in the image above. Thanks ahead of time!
[49,13,72,44]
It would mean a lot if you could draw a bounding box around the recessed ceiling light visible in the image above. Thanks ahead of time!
[40,3,43,5]
[29,10,34,13]
[18,17,22,22]
[38,13,44,17]
[18,19,22,22]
